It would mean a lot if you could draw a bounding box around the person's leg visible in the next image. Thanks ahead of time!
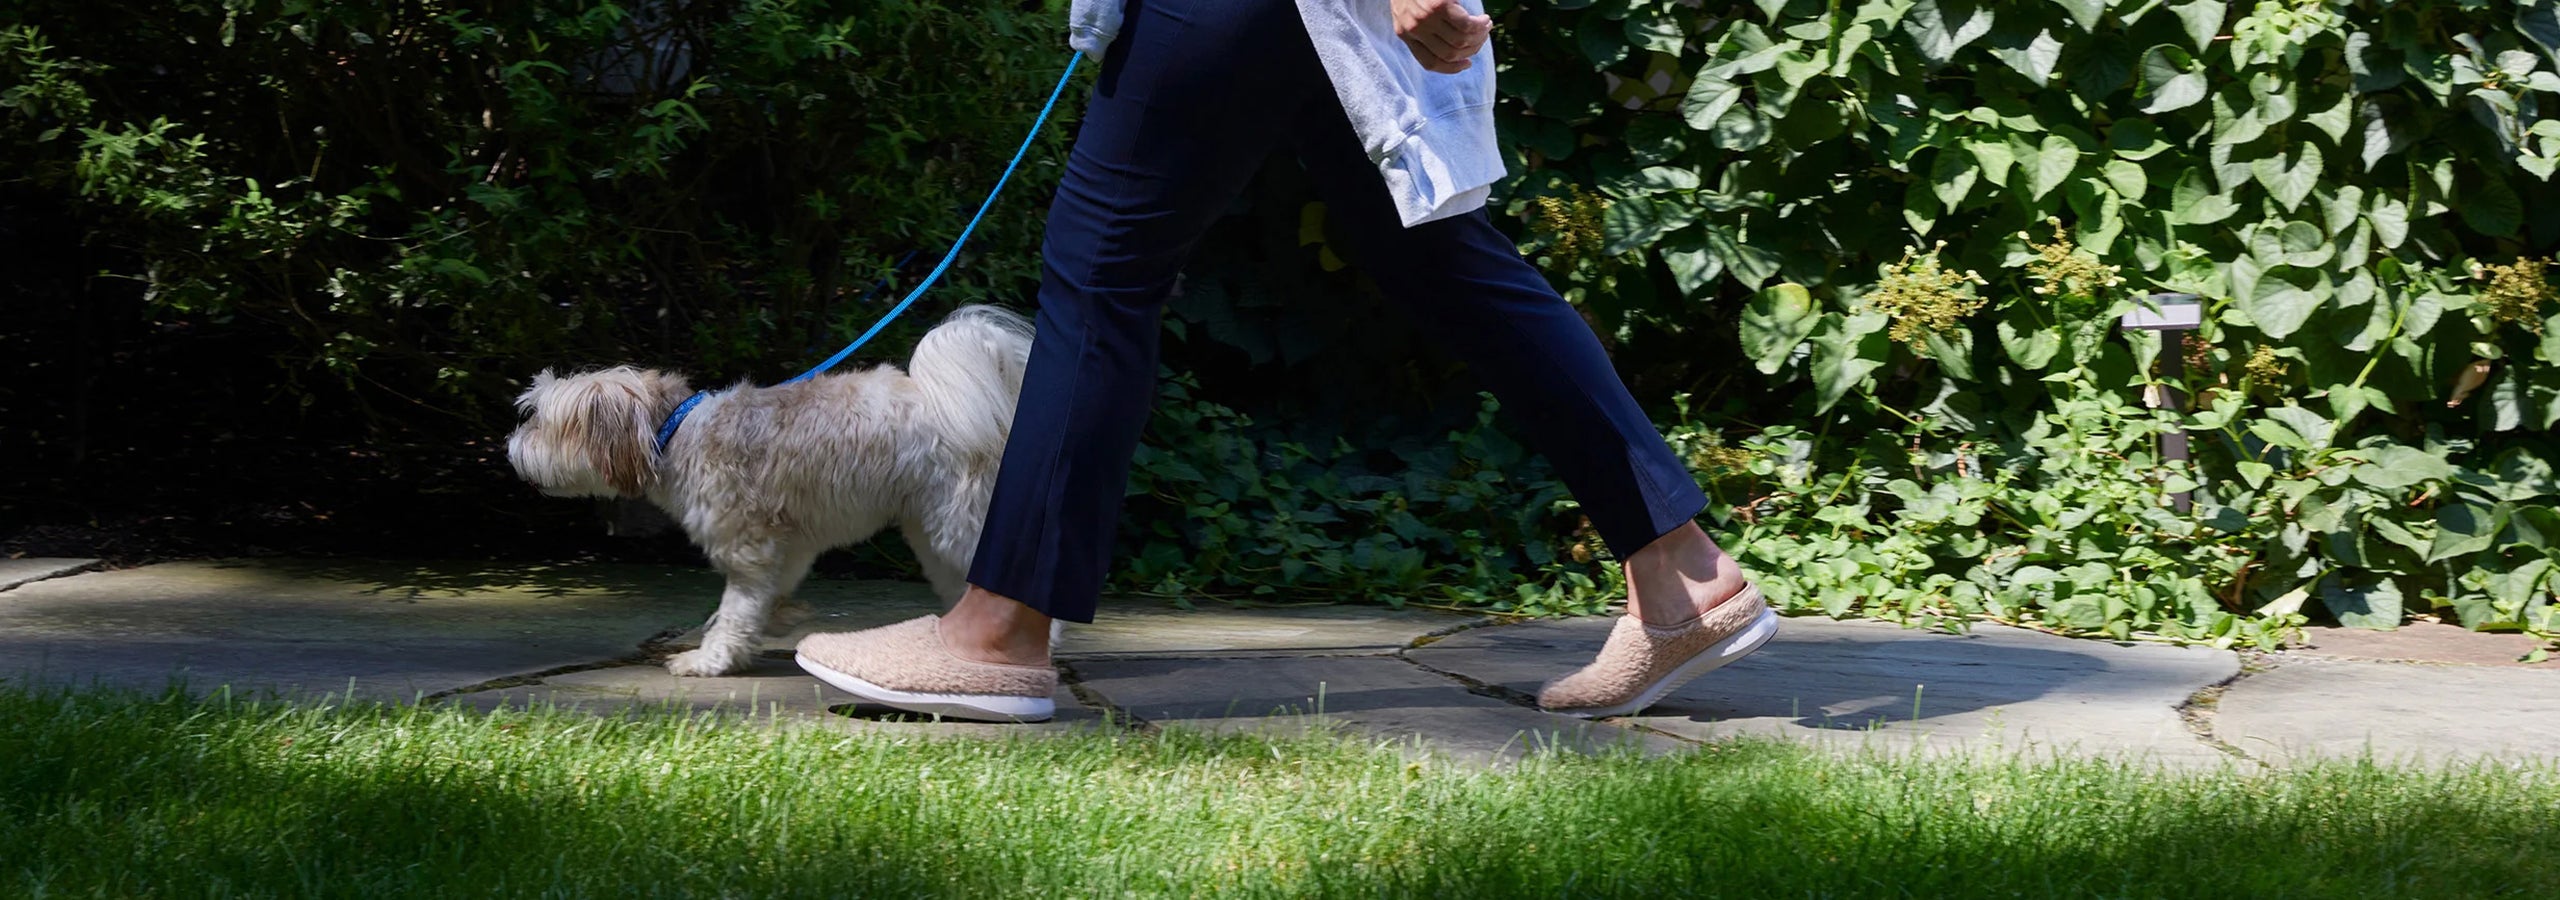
[1287,94,1775,716]
[936,0,1326,663]
[1285,108,1742,626]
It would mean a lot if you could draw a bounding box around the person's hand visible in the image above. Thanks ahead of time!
[1392,0,1492,74]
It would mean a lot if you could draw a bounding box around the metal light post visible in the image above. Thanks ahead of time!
[2119,293,2203,513]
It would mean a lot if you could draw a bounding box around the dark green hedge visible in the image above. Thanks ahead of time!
[7,0,2557,644]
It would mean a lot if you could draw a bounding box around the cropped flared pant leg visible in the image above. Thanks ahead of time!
[967,0,1708,623]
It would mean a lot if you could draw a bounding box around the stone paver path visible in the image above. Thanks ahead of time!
[5,559,2556,767]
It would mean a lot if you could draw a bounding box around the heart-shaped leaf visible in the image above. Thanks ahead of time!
[2249,143,2324,212]
[2053,0,2107,32]
[2321,575,2404,630]
[2171,168,2240,225]
[1740,282,1821,374]
[1903,0,1998,65]
[1989,26,2065,86]
[1809,311,1892,412]
[2024,134,2083,200]
[2171,0,2227,51]
[1932,148,1980,208]
[2244,269,2324,340]
[2140,45,2206,114]
[1681,74,1744,131]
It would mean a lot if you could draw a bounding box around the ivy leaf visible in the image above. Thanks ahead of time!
[2170,0,2227,52]
[1629,166,1703,193]
[1710,105,1776,151]
[1700,220,1784,288]
[2347,31,2408,93]
[1998,313,2062,370]
[2244,269,2323,340]
[1601,198,1697,256]
[2349,444,2458,490]
[2460,172,2524,238]
[2211,84,2270,146]
[1904,180,1943,234]
[2102,159,2148,202]
[2249,143,2323,213]
[1578,24,1632,68]
[1932,148,1980,208]
[2489,447,2560,500]
[1661,230,1722,296]
[2320,185,2366,235]
[2321,575,2404,630]
[1680,74,1744,131]
[1924,328,1976,381]
[2272,220,2332,268]
[1968,137,2017,187]
[2359,97,2409,170]
[1989,27,2066,87]
[1903,0,1997,66]
[2053,0,2107,32]
[2170,168,2240,225]
[1740,282,1821,374]
[2522,0,2560,70]
[2140,44,2207,113]
[1809,311,1892,412]
[2107,119,2170,160]
[2428,503,2509,563]
[1626,12,1687,56]
[2489,363,2529,432]
[2023,134,2083,201]
[2306,90,2354,143]
[2266,404,2337,452]
[2367,191,2411,248]
[2072,34,2138,97]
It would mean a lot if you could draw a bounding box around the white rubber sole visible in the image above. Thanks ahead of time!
[1549,608,1780,719]
[794,653,1055,723]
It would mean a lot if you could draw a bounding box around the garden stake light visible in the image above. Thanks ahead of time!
[2119,293,2203,513]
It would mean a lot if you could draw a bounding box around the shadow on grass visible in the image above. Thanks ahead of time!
[3,685,2554,898]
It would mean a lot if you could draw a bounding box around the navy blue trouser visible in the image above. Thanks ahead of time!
[966,0,1707,622]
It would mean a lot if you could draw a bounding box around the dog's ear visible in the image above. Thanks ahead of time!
[515,369,558,415]
[592,381,660,498]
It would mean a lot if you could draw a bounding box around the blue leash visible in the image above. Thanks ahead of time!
[655,52,1083,455]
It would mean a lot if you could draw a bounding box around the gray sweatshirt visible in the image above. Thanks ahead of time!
[1066,0,1504,227]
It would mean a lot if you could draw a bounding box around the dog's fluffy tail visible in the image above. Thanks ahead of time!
[908,304,1036,458]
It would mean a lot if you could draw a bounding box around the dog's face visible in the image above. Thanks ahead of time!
[507,367,688,498]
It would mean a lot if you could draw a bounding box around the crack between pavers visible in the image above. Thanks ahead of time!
[1053,659,1152,733]
[0,559,104,594]
[1390,649,1714,751]
[418,652,664,703]
[1401,614,1515,650]
[2174,650,2276,766]
[419,625,693,702]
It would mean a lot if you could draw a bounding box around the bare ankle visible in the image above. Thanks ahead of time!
[940,586,1055,667]
[1623,522,1748,626]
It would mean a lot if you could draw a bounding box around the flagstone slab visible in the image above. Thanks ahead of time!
[2288,622,2552,668]
[0,559,889,699]
[449,656,1100,736]
[2211,659,2560,766]
[1409,614,2241,763]
[696,595,1480,660]
[1070,655,1681,765]
[0,558,97,592]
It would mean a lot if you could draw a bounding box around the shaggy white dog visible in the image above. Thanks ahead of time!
[507,305,1034,677]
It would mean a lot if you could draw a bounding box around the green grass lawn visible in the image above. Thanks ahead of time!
[2,687,2551,899]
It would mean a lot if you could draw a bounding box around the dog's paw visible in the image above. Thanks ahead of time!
[665,646,748,677]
